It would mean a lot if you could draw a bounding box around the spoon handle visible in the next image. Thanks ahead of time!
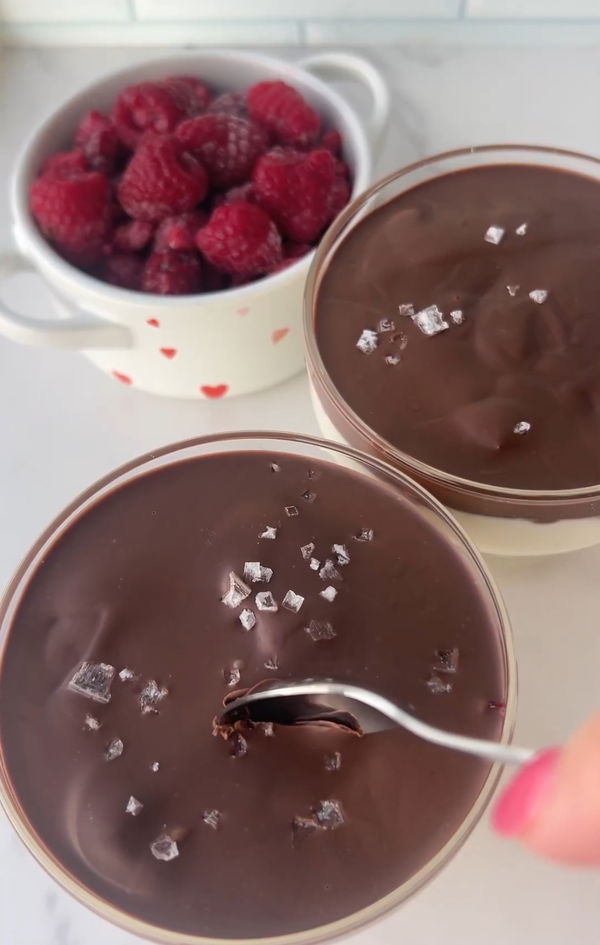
[385,702,535,766]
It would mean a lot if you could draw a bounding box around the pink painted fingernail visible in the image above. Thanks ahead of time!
[492,747,560,837]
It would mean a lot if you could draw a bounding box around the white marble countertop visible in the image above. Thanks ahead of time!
[1,42,600,945]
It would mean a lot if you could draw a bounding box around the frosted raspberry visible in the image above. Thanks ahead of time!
[154,211,207,252]
[196,202,282,277]
[207,91,247,118]
[40,150,88,179]
[112,219,154,252]
[176,114,267,189]
[117,134,208,221]
[320,129,342,155]
[252,147,350,242]
[74,110,121,174]
[246,80,320,148]
[142,250,202,295]
[103,253,144,290]
[111,82,184,150]
[159,75,211,116]
[30,169,112,264]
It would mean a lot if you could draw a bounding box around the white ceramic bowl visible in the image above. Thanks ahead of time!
[0,51,389,400]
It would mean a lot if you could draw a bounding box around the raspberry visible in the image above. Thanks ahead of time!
[220,182,256,205]
[103,253,144,290]
[74,110,121,174]
[154,211,207,252]
[159,76,211,116]
[246,80,320,148]
[320,129,342,155]
[111,82,184,150]
[269,241,312,274]
[117,134,208,222]
[30,169,111,263]
[176,114,267,190]
[196,202,282,277]
[142,250,202,295]
[40,150,88,178]
[112,219,154,252]
[252,148,350,243]
[207,91,247,118]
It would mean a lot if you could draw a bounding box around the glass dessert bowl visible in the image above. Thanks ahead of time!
[0,432,514,944]
[305,145,600,556]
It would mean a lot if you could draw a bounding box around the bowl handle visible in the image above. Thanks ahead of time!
[0,250,132,349]
[296,52,390,149]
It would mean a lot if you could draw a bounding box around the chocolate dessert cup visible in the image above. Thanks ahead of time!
[0,433,514,944]
[305,146,600,556]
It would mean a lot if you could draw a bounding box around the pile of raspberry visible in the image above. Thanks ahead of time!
[29,76,351,294]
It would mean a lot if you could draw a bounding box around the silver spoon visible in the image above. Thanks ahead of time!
[220,680,535,767]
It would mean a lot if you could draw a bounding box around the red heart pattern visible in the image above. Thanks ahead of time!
[146,318,160,328]
[272,327,289,344]
[200,384,228,399]
[236,306,249,316]
[160,347,177,359]
[112,370,132,385]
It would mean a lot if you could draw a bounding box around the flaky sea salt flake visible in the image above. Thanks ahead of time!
[398,303,414,317]
[319,558,342,582]
[264,656,279,671]
[282,590,304,613]
[506,284,520,297]
[105,737,124,761]
[140,680,168,715]
[529,288,548,304]
[150,833,179,862]
[356,329,378,354]
[320,585,338,602]
[434,647,460,674]
[354,527,374,542]
[285,505,299,518]
[309,557,320,571]
[270,462,281,473]
[230,732,248,758]
[68,661,115,704]
[384,355,401,366]
[313,799,345,830]
[239,609,256,631]
[305,619,336,642]
[119,667,134,682]
[450,309,464,325]
[221,571,251,608]
[243,561,273,584]
[301,542,315,561]
[150,761,160,773]
[515,222,528,235]
[203,809,221,830]
[484,225,505,245]
[261,721,274,736]
[412,304,449,337]
[377,318,395,333]
[324,751,341,772]
[426,674,452,695]
[84,714,101,731]
[256,591,278,612]
[513,420,531,435]
[223,662,242,687]
[332,543,350,566]
[259,525,277,540]
[126,795,143,816]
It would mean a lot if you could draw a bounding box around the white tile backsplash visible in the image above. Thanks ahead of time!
[0,0,130,23]
[133,0,459,18]
[467,0,600,16]
[3,0,600,45]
